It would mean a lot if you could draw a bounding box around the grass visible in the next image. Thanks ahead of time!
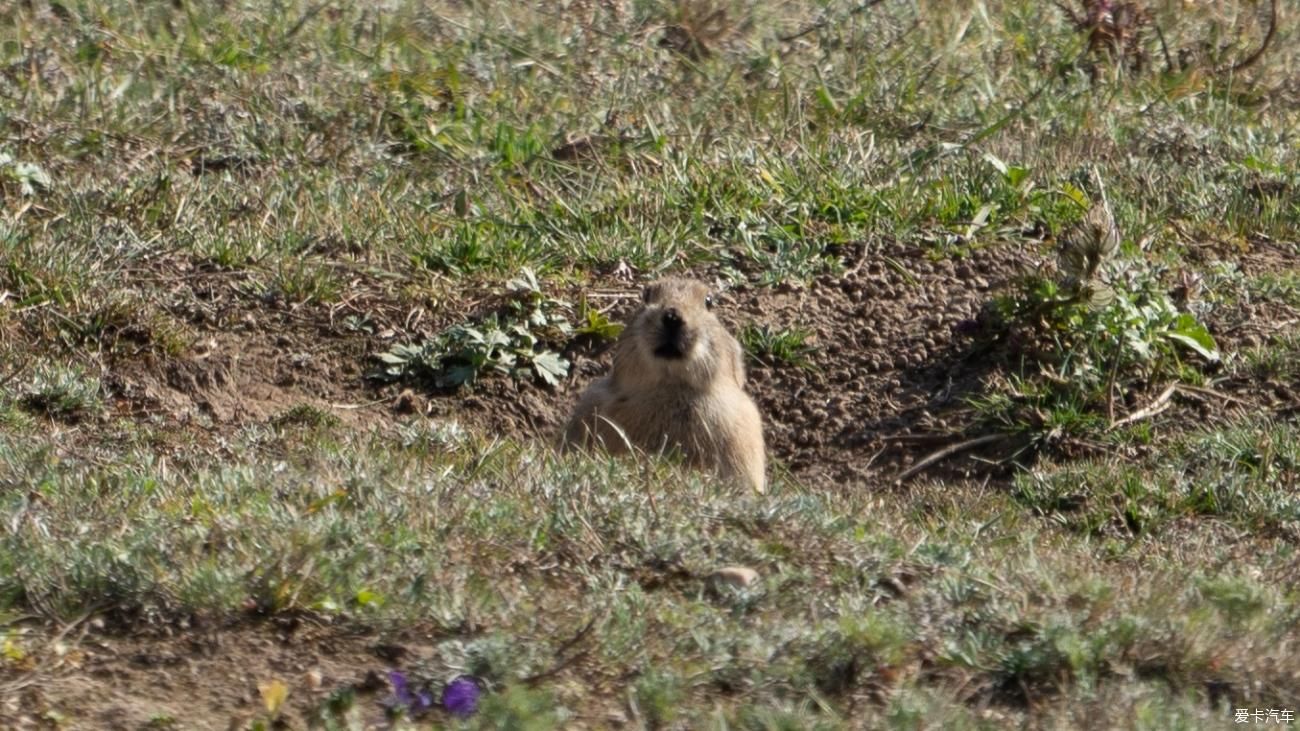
[3,424,1297,727]
[1,0,1298,727]
[740,324,816,369]
[1015,419,1300,537]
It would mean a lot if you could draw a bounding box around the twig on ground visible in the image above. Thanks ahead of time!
[778,0,886,43]
[881,433,959,445]
[327,395,398,410]
[862,445,887,472]
[1154,23,1174,73]
[1109,383,1176,430]
[1104,338,1123,424]
[1173,383,1255,408]
[894,433,1006,483]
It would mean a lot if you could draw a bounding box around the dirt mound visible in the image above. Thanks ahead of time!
[505,241,1027,486]
[33,242,1026,484]
[22,236,1292,486]
[2,618,418,730]
[112,332,369,427]
[729,243,1019,485]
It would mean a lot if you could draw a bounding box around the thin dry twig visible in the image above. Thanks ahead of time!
[861,445,887,473]
[778,0,886,43]
[1109,383,1176,430]
[881,433,959,445]
[1104,337,1123,424]
[1153,22,1174,73]
[1173,383,1255,408]
[894,433,1006,483]
[326,395,397,410]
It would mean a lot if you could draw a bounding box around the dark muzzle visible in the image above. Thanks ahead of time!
[654,308,687,358]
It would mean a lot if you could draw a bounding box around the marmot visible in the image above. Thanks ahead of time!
[562,278,766,492]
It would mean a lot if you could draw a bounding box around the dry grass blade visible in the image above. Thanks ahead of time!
[894,433,1007,483]
[1173,383,1256,408]
[1109,383,1177,430]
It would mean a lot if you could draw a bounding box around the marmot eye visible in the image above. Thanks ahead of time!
[704,294,715,310]
[642,287,652,303]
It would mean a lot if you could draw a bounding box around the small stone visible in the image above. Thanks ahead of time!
[711,566,760,589]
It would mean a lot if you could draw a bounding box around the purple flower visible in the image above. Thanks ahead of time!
[389,670,409,696]
[385,670,434,716]
[441,676,481,718]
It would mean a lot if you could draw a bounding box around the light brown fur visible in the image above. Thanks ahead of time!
[562,278,766,492]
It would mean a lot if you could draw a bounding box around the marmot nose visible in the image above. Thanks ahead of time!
[662,308,683,330]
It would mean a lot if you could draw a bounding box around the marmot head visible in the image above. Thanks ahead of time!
[615,278,745,390]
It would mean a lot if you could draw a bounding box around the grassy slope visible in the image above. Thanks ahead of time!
[2,0,1299,728]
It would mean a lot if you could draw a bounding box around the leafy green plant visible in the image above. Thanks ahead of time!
[974,191,1219,444]
[376,318,570,388]
[261,259,342,305]
[574,297,624,341]
[473,685,562,730]
[374,270,578,388]
[633,669,684,728]
[19,364,104,421]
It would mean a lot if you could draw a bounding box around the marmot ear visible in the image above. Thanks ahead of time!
[641,285,654,303]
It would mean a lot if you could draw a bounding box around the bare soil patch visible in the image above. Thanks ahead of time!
[2,617,440,730]
[727,242,1019,485]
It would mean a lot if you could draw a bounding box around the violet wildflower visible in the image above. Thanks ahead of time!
[385,670,434,716]
[441,676,481,718]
